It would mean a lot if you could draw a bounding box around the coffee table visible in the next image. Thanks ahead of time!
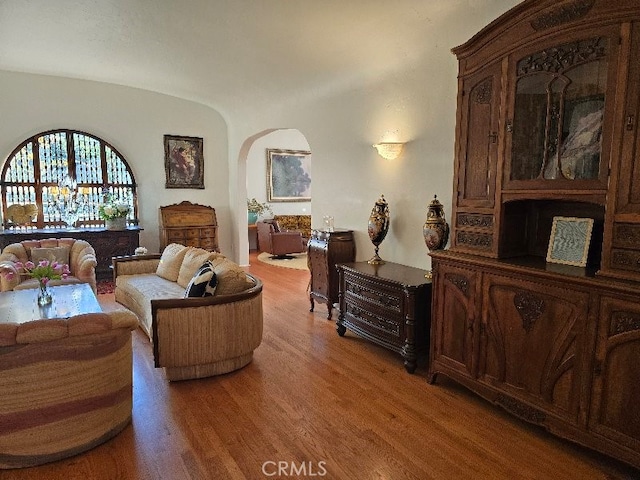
[0,283,101,325]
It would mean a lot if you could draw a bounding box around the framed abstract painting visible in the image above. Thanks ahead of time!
[266,148,311,202]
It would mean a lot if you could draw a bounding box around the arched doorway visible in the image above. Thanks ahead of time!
[236,128,311,266]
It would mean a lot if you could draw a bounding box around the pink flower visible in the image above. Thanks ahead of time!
[38,259,49,268]
[25,261,34,270]
[15,261,24,270]
[41,277,50,285]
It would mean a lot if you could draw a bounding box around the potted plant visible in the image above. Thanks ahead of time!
[247,198,273,225]
[99,195,131,230]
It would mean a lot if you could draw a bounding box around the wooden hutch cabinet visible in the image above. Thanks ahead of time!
[159,201,219,252]
[429,0,640,469]
[308,229,355,319]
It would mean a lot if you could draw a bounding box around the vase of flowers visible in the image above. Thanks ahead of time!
[9,260,70,306]
[247,198,273,225]
[99,195,131,230]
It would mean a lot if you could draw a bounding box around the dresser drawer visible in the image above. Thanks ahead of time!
[343,298,403,347]
[167,230,185,240]
[343,272,402,314]
[611,249,640,273]
[200,227,217,237]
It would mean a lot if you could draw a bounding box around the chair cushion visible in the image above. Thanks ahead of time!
[156,243,189,282]
[184,261,218,297]
[30,246,70,266]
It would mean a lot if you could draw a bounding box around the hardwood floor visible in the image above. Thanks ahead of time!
[2,252,638,479]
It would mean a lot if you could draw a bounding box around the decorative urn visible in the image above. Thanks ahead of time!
[423,195,449,277]
[367,194,390,265]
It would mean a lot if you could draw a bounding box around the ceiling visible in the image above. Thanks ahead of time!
[0,0,513,119]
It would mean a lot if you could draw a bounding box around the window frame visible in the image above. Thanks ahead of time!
[1,129,138,229]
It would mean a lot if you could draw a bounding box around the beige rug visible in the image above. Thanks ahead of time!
[257,252,308,270]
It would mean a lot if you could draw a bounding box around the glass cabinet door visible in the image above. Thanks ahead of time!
[509,37,609,183]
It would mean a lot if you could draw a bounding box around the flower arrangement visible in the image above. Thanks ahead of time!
[247,198,273,216]
[2,259,70,305]
[5,259,70,285]
[98,195,131,220]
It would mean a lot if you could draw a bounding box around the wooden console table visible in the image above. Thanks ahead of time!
[337,261,432,373]
[0,227,142,279]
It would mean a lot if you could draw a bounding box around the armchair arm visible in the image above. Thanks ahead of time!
[112,254,162,281]
[0,254,22,292]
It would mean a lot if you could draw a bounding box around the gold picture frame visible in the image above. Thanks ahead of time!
[546,216,594,267]
[266,148,311,202]
[164,135,204,189]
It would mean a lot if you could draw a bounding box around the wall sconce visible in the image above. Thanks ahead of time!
[373,142,404,160]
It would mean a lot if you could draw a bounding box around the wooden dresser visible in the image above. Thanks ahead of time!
[308,229,355,319]
[159,201,219,252]
[429,0,640,469]
[0,227,141,280]
[337,262,431,374]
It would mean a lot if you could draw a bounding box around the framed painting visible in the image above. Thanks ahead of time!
[164,135,204,189]
[266,148,311,202]
[546,216,594,267]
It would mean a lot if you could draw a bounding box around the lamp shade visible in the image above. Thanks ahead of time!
[373,142,404,160]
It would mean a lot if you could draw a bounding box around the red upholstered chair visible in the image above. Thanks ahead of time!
[256,219,305,258]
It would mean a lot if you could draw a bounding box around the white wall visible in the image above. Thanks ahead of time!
[0,71,229,256]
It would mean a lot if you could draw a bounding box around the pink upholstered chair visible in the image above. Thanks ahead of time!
[0,238,97,294]
[256,219,305,258]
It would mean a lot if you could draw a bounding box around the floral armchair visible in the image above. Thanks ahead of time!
[0,238,98,294]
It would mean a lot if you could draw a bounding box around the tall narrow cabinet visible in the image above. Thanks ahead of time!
[308,229,355,319]
[429,0,640,469]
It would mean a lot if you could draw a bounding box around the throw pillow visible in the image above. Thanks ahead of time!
[177,247,215,288]
[30,246,70,266]
[212,258,252,295]
[156,243,189,282]
[184,261,218,297]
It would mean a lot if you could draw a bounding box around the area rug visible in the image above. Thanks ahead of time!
[257,252,308,270]
[96,279,116,295]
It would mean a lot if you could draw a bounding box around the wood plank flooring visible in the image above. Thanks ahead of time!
[2,252,638,479]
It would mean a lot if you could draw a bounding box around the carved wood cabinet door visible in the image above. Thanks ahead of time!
[479,274,589,421]
[590,295,640,452]
[429,262,480,380]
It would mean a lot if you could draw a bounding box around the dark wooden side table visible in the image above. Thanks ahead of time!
[337,261,432,373]
[308,229,355,319]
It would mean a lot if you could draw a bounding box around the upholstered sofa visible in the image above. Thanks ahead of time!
[273,214,311,242]
[113,243,263,381]
[0,309,138,469]
[0,238,97,294]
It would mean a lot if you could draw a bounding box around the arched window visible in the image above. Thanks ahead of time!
[1,129,138,229]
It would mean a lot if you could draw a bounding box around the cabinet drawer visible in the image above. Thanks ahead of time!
[199,238,217,249]
[343,275,402,314]
[343,301,403,344]
[200,227,216,237]
[611,249,640,273]
[184,228,200,238]
[167,230,185,240]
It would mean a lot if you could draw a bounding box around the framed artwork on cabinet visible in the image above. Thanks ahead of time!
[266,148,311,202]
[546,216,594,267]
[164,135,204,189]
